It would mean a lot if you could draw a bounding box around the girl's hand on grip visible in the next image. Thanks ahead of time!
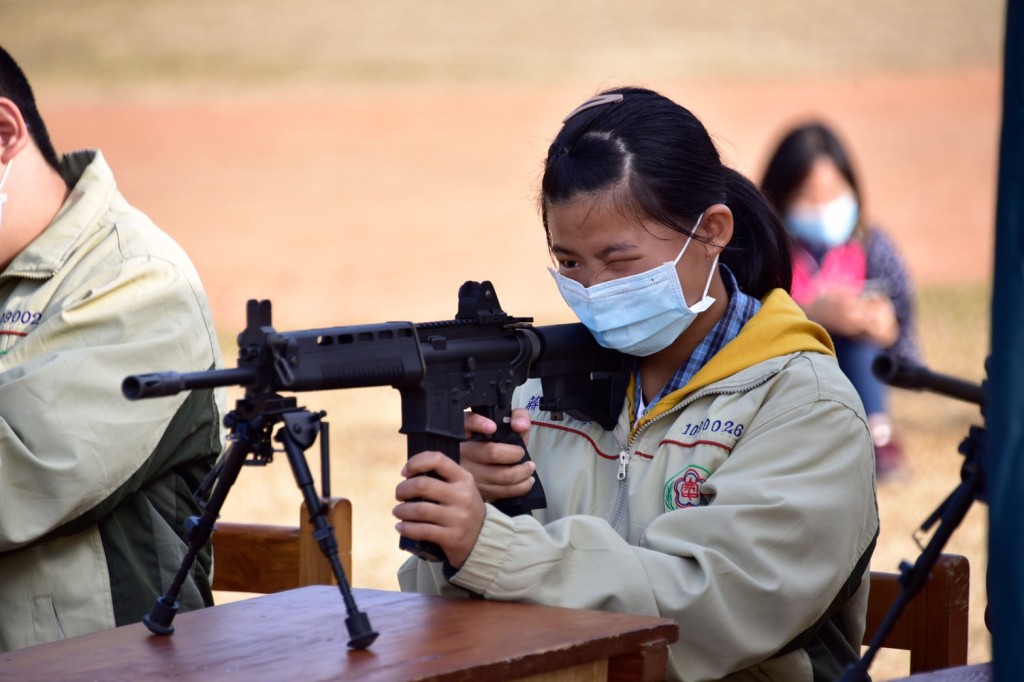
[460,408,536,502]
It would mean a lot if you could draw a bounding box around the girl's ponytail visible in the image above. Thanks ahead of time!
[721,167,792,298]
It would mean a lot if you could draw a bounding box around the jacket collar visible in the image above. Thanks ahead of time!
[3,150,115,279]
[631,289,835,429]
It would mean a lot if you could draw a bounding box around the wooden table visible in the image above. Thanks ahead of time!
[0,587,678,681]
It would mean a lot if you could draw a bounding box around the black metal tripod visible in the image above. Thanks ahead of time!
[141,391,378,649]
[840,354,986,681]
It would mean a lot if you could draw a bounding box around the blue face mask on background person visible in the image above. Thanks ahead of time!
[550,215,717,357]
[785,191,859,249]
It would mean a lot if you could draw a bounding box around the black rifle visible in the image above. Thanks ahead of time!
[123,280,630,644]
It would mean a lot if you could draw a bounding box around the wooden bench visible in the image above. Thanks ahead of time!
[210,497,352,593]
[865,553,971,675]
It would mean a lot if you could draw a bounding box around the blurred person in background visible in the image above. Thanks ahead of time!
[395,87,878,682]
[760,121,921,481]
[0,45,225,651]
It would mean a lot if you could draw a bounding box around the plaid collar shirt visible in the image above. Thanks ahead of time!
[636,265,761,417]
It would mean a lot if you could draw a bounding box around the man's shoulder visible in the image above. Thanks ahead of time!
[58,150,198,272]
[106,199,192,265]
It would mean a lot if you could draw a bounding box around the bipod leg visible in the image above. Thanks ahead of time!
[143,437,251,635]
[279,409,378,649]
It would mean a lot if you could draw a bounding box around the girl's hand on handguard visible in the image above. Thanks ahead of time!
[393,451,485,569]
[460,408,537,502]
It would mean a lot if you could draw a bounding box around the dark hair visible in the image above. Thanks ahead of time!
[0,46,61,172]
[759,121,861,216]
[540,86,791,298]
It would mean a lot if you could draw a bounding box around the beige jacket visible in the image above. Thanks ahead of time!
[0,151,224,651]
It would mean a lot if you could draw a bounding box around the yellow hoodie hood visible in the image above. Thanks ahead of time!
[632,288,834,429]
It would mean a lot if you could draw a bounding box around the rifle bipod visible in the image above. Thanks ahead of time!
[142,393,378,649]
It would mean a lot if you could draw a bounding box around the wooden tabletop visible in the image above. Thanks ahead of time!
[0,587,679,681]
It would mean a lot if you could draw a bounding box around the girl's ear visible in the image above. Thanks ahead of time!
[700,203,734,256]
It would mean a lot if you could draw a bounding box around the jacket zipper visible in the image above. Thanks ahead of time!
[616,451,629,480]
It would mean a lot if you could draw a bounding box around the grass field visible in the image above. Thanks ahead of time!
[1,0,1003,90]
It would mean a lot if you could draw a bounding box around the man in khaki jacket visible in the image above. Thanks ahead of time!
[0,46,225,651]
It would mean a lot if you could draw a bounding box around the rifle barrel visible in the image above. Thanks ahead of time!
[123,368,257,400]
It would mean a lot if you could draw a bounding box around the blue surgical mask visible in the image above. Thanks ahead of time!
[785,192,859,249]
[549,216,717,357]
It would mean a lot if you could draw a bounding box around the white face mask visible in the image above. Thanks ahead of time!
[549,214,717,357]
[0,160,12,235]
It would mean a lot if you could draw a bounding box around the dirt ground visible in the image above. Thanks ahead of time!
[37,56,1003,682]
[40,67,998,332]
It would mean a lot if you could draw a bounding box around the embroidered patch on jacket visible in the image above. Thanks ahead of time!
[664,465,711,510]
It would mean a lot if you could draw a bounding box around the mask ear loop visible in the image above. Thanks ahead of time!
[0,160,13,234]
[699,254,721,300]
[672,211,718,312]
[672,212,706,265]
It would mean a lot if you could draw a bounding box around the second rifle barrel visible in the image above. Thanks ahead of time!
[871,353,984,407]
